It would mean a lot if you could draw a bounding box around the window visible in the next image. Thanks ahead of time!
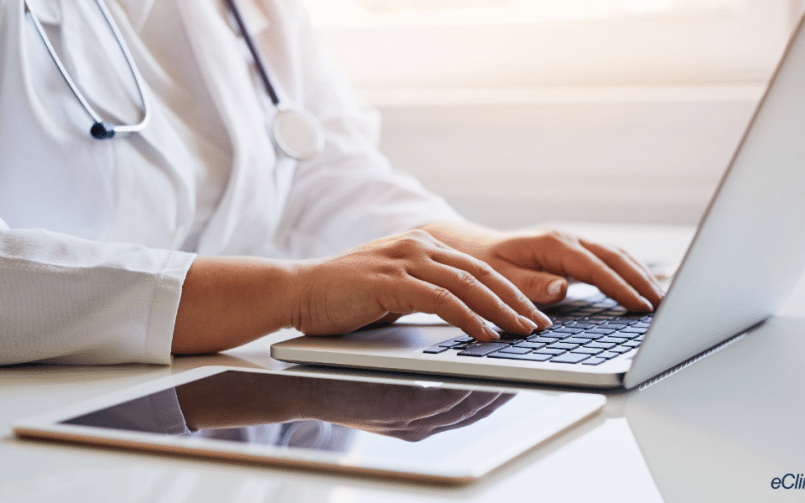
[303,0,803,91]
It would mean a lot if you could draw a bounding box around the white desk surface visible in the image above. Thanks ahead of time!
[3,223,805,503]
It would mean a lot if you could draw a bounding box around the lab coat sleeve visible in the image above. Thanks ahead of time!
[272,1,465,259]
[0,216,195,366]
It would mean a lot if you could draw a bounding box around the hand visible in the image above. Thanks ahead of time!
[304,379,514,442]
[420,222,665,312]
[291,230,552,342]
[176,370,514,443]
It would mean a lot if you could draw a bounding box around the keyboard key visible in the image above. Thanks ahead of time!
[599,322,629,329]
[567,322,597,329]
[551,353,590,364]
[458,343,510,356]
[534,348,566,356]
[587,328,617,335]
[513,341,546,349]
[609,331,637,339]
[495,332,524,341]
[571,332,603,340]
[571,347,604,355]
[454,336,475,343]
[598,351,619,359]
[551,326,585,333]
[497,346,532,354]
[609,346,634,354]
[488,352,552,362]
[560,337,590,345]
[423,345,449,354]
[528,336,561,344]
[582,357,607,365]
[622,340,642,348]
[548,342,581,350]
[597,336,631,344]
[585,342,616,349]
[620,326,648,334]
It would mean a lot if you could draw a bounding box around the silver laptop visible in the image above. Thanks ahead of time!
[271,14,805,389]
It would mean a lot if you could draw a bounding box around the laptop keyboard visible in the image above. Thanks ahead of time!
[423,292,652,366]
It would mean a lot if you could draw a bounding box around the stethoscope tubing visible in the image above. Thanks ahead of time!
[24,0,322,159]
[221,0,280,106]
[24,0,151,138]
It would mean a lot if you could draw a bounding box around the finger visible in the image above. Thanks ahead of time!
[378,276,501,341]
[361,386,474,426]
[555,243,654,312]
[419,393,516,438]
[579,240,664,307]
[405,390,504,429]
[385,391,507,442]
[497,265,568,304]
[425,248,553,329]
[407,260,546,335]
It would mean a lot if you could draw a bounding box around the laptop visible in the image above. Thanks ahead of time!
[271,14,805,389]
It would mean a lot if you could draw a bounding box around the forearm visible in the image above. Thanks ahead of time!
[172,257,299,355]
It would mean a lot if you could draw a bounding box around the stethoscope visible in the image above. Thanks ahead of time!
[24,0,325,161]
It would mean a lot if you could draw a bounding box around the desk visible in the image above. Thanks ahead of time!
[2,224,805,503]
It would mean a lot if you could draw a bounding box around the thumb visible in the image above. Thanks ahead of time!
[504,268,568,304]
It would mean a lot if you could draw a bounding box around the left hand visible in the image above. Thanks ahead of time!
[419,222,665,312]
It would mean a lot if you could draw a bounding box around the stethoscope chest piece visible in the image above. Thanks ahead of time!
[271,108,324,161]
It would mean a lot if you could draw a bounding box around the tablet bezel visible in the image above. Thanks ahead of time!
[13,366,605,485]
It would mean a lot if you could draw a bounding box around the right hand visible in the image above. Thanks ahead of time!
[302,379,514,442]
[291,230,552,342]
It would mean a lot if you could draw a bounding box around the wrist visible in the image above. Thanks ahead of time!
[285,258,317,333]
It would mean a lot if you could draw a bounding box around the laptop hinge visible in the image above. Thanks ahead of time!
[634,319,766,391]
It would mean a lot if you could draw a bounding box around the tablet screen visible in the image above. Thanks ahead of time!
[61,370,527,462]
[16,368,604,483]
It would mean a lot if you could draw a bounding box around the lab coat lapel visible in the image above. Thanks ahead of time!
[175,0,287,256]
[49,0,142,128]
[114,0,157,31]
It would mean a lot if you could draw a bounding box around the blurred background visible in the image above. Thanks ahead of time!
[301,0,805,228]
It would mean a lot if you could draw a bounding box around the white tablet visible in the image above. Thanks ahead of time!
[14,366,604,485]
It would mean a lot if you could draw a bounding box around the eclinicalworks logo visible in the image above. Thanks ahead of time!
[771,474,805,489]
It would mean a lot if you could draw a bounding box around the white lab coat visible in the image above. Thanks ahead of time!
[0,0,463,365]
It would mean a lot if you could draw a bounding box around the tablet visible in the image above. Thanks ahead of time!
[13,366,605,485]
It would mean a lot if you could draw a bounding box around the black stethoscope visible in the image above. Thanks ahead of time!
[24,0,325,161]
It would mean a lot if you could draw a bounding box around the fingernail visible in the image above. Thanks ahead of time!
[639,296,654,311]
[547,279,565,296]
[517,315,538,333]
[483,325,500,340]
[532,309,553,329]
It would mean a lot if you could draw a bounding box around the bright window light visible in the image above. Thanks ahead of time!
[301,0,795,91]
[303,0,740,26]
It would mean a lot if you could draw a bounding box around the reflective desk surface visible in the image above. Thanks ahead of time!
[3,223,805,503]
